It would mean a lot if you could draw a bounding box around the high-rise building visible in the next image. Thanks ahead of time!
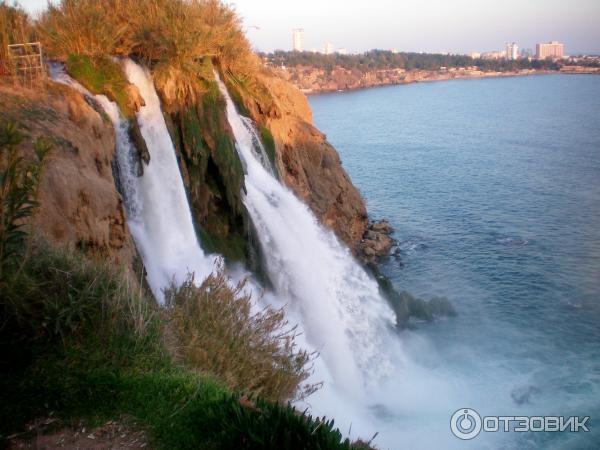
[536,41,564,59]
[324,42,334,55]
[505,42,519,60]
[292,28,304,52]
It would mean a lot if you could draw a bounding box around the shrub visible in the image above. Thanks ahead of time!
[164,268,319,402]
[0,242,156,346]
[36,0,267,109]
[0,122,50,277]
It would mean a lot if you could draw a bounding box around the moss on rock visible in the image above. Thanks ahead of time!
[164,72,251,266]
[66,55,134,117]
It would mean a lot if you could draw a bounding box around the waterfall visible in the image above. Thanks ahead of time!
[51,61,217,303]
[239,116,276,176]
[215,75,396,399]
[120,60,217,302]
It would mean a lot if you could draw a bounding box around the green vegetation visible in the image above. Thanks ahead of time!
[259,124,277,168]
[66,54,135,117]
[0,243,359,449]
[169,70,251,265]
[0,122,364,449]
[0,122,50,276]
[264,49,562,72]
[165,270,318,402]
[65,54,134,116]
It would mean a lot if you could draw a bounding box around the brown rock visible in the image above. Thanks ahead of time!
[0,81,137,271]
[371,219,393,234]
[238,72,369,250]
[357,219,396,263]
[124,83,145,113]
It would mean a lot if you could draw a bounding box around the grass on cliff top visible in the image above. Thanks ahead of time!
[0,241,363,449]
[37,0,264,110]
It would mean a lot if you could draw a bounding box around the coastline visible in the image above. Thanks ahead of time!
[276,67,600,95]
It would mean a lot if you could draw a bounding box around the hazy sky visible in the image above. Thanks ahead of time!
[21,0,600,54]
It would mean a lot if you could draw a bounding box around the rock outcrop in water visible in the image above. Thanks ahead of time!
[359,219,396,263]
[0,82,136,269]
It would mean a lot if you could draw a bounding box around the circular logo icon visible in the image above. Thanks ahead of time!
[450,408,482,440]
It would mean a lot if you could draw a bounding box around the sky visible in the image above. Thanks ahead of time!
[20,0,600,55]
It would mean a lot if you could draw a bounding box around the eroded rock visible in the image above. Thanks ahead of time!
[0,82,137,271]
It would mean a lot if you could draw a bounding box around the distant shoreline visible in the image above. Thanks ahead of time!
[276,67,600,95]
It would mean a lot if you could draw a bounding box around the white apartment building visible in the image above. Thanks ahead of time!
[292,28,304,52]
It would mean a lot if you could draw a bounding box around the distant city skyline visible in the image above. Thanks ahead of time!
[20,0,600,55]
[225,0,600,55]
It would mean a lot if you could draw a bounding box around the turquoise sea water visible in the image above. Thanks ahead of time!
[309,75,600,449]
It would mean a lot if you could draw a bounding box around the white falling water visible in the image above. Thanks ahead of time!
[215,77,483,450]
[120,60,218,302]
[51,61,217,302]
[239,116,276,176]
[215,73,399,410]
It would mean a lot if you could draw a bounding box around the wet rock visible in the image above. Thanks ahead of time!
[128,118,150,175]
[124,83,145,113]
[371,219,393,234]
[357,219,396,264]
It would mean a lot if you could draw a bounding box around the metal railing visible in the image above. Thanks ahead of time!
[5,42,45,87]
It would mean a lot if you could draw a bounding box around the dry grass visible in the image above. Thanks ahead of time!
[35,0,264,108]
[0,2,34,63]
[164,267,320,403]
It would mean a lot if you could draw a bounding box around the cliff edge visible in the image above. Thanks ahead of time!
[225,70,369,251]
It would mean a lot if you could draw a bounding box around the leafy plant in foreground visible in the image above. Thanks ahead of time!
[0,122,50,277]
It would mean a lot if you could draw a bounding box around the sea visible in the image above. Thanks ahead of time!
[309,74,600,449]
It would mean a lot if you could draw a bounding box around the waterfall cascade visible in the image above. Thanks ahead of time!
[51,61,217,302]
[50,61,478,448]
[215,74,397,395]
[122,60,217,302]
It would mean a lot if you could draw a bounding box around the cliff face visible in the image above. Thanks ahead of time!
[0,82,136,269]
[225,71,369,250]
[1,61,372,280]
[161,81,250,264]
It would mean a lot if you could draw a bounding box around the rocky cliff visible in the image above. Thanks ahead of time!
[222,69,369,250]
[1,59,378,281]
[0,82,136,269]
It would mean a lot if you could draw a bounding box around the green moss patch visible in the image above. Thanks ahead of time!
[259,124,277,169]
[66,54,133,117]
